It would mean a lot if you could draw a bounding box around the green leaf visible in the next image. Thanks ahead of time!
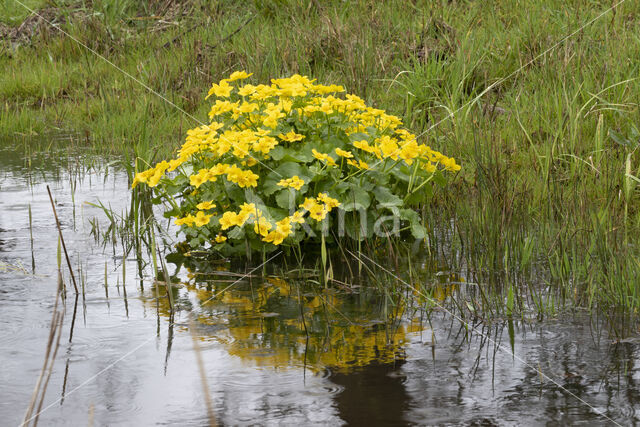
[163,180,184,196]
[269,146,286,161]
[433,170,447,188]
[275,189,295,210]
[399,208,420,223]
[341,185,371,211]
[276,162,305,178]
[163,207,180,218]
[225,181,245,203]
[348,132,370,142]
[410,223,427,240]
[372,186,402,208]
[227,226,245,240]
[165,252,185,266]
[400,208,427,239]
[262,178,281,196]
[270,146,313,163]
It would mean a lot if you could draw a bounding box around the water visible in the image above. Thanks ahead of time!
[1,146,640,426]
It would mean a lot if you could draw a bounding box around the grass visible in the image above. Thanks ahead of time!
[2,0,640,330]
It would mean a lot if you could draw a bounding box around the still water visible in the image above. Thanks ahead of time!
[1,146,639,426]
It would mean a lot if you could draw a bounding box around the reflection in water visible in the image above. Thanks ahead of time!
[143,275,415,373]
[2,145,640,425]
[331,361,410,426]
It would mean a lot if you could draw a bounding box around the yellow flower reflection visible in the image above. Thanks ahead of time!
[141,274,437,373]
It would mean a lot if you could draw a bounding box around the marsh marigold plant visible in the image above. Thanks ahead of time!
[133,72,460,256]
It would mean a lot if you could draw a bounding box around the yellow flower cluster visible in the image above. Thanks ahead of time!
[346,159,369,170]
[186,163,258,189]
[312,149,337,167]
[131,159,181,188]
[132,71,460,254]
[278,131,305,142]
[211,192,340,246]
[205,71,252,99]
[277,175,305,190]
[299,193,341,221]
[217,202,306,246]
[335,148,354,158]
[219,202,260,230]
[175,211,213,227]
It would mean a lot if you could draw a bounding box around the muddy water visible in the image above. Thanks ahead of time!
[1,147,640,426]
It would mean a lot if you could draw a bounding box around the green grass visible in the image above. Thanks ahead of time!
[2,0,640,330]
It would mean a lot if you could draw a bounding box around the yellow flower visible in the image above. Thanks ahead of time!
[206,80,233,99]
[399,140,421,165]
[260,216,294,245]
[175,215,195,227]
[194,211,212,227]
[317,193,340,209]
[311,84,345,94]
[289,211,306,224]
[205,122,225,133]
[232,139,251,158]
[238,170,259,188]
[219,212,239,230]
[168,158,184,171]
[147,168,164,187]
[132,169,152,188]
[275,217,292,233]
[252,136,278,154]
[262,109,285,128]
[278,131,305,142]
[277,175,305,190]
[225,71,253,82]
[250,84,277,100]
[335,148,354,158]
[236,211,250,226]
[209,163,230,176]
[422,161,436,173]
[346,159,370,170]
[263,228,288,245]
[208,100,236,118]
[226,166,259,188]
[196,201,216,210]
[441,157,461,172]
[377,136,399,160]
[239,202,257,215]
[352,139,378,154]
[309,204,328,221]
[312,149,337,166]
[312,148,326,161]
[237,102,259,114]
[215,234,227,243]
[300,197,318,211]
[254,216,272,236]
[190,169,215,188]
[238,84,257,97]
[289,176,305,190]
[190,173,207,188]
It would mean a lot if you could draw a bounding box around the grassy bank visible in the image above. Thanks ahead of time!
[2,0,640,329]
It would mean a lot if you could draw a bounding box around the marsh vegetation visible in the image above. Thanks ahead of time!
[2,0,640,425]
